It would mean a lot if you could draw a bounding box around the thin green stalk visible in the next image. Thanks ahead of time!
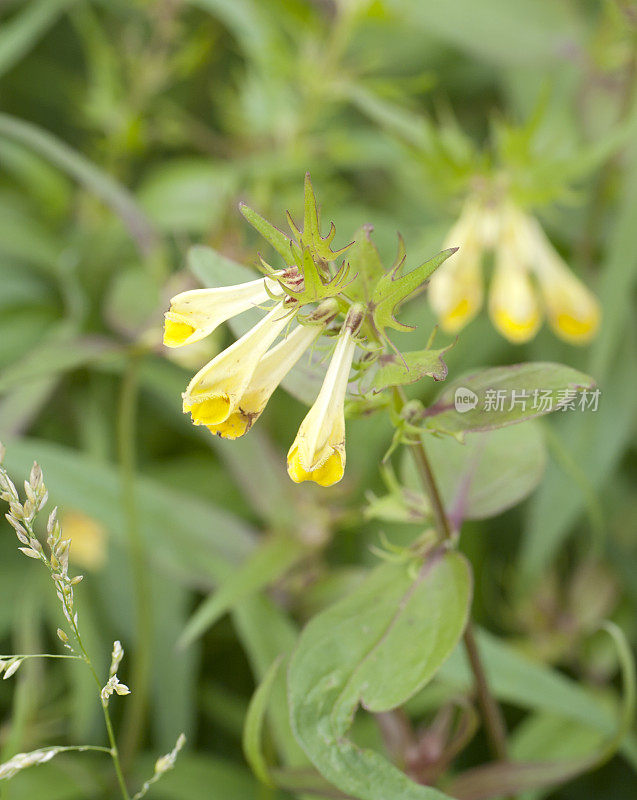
[56,558,130,799]
[0,653,83,661]
[16,518,131,800]
[117,353,153,768]
[394,387,509,762]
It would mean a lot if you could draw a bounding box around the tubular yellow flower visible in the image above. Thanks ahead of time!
[489,211,541,344]
[163,275,278,348]
[62,510,107,571]
[529,220,601,344]
[183,302,294,426]
[287,310,360,487]
[428,205,485,333]
[207,319,326,440]
[431,195,600,346]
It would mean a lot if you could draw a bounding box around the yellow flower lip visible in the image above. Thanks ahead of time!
[441,298,474,333]
[181,302,293,427]
[491,307,541,344]
[286,309,358,487]
[207,412,251,440]
[186,395,231,425]
[163,275,278,348]
[552,311,599,343]
[163,318,196,347]
[287,446,344,487]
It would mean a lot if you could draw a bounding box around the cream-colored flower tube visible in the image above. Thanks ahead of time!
[182,302,293,426]
[164,275,279,347]
[287,310,360,487]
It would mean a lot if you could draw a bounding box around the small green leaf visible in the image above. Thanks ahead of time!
[289,172,352,263]
[242,656,283,786]
[239,203,297,265]
[425,362,596,436]
[371,344,451,392]
[370,248,456,339]
[344,224,388,305]
[288,551,471,800]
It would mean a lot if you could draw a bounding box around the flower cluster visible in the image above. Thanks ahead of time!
[429,199,601,344]
[165,281,362,486]
[164,175,469,487]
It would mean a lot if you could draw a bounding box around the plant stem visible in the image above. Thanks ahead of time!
[394,387,509,760]
[462,623,509,761]
[65,587,131,799]
[117,352,153,768]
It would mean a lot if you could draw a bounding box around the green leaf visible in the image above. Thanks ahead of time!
[0,0,77,78]
[239,203,296,265]
[436,628,637,768]
[344,225,389,305]
[134,752,271,800]
[178,535,307,648]
[242,656,283,786]
[371,344,450,392]
[288,551,472,800]
[425,363,596,436]
[0,113,159,256]
[370,249,456,339]
[0,336,118,396]
[519,348,637,586]
[401,422,547,525]
[394,0,586,66]
[233,595,309,770]
[292,172,352,262]
[138,159,235,234]
[446,622,635,800]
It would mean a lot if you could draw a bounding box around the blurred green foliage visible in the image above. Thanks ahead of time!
[0,0,636,798]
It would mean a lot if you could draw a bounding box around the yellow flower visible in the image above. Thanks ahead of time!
[62,510,107,571]
[428,203,485,333]
[183,302,295,426]
[163,275,278,348]
[207,320,326,439]
[489,210,541,343]
[287,309,360,487]
[527,217,601,344]
[431,200,600,345]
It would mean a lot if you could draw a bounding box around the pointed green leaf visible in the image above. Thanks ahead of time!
[371,248,456,338]
[345,225,390,305]
[299,172,351,261]
[371,344,451,392]
[239,203,296,265]
[288,551,471,800]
